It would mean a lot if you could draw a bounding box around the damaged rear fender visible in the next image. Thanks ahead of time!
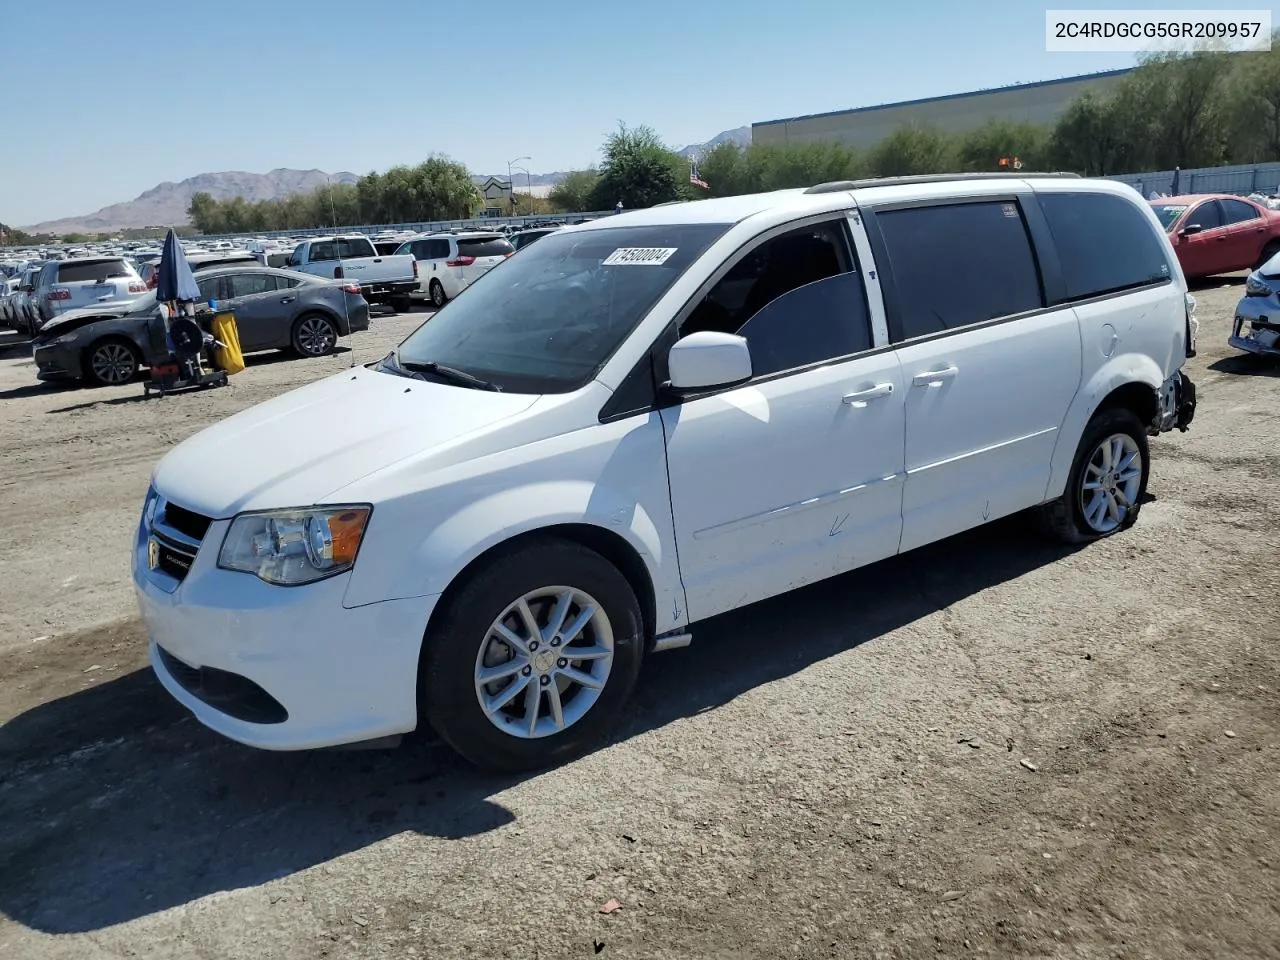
[1042,353,1169,503]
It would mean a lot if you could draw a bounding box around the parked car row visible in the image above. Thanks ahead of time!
[31,264,370,386]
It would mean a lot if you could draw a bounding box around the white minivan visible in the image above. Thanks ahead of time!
[133,175,1197,772]
[396,231,515,307]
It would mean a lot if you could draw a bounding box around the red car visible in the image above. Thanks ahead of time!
[1150,193,1280,279]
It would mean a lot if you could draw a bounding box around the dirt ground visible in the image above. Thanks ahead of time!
[1,285,1277,960]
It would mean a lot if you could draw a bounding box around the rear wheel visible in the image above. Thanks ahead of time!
[290,313,338,357]
[422,539,644,772]
[84,338,140,387]
[429,279,447,308]
[391,295,413,313]
[1039,408,1149,544]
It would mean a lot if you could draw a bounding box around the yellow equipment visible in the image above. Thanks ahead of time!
[211,312,245,375]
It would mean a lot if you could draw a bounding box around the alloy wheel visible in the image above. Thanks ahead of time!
[297,316,335,355]
[90,343,137,385]
[1079,432,1143,533]
[473,586,614,739]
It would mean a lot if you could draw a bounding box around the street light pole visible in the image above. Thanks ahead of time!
[507,155,530,217]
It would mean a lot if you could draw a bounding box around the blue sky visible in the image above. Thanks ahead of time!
[1,0,1272,225]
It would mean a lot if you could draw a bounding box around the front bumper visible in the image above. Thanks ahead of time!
[133,500,438,750]
[32,341,82,381]
[1230,308,1280,357]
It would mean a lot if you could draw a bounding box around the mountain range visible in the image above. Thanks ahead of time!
[20,126,752,233]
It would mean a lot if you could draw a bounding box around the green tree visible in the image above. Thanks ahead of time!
[549,169,601,211]
[590,123,683,209]
[955,120,1048,172]
[1119,49,1232,169]
[1047,93,1133,175]
[1224,32,1280,161]
[867,125,954,176]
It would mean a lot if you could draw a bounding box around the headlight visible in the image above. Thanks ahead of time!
[1245,274,1272,298]
[218,506,372,585]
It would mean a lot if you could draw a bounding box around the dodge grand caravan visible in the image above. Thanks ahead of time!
[133,174,1197,772]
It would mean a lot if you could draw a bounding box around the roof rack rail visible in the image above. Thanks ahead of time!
[804,171,1082,194]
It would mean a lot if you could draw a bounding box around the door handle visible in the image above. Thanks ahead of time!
[842,383,894,404]
[912,366,958,387]
[280,297,295,304]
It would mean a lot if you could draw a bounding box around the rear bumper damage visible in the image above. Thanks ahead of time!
[1153,369,1196,435]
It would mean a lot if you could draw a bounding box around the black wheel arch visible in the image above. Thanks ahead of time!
[81,333,144,381]
[414,524,659,720]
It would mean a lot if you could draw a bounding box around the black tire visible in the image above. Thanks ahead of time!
[429,279,447,308]
[290,313,338,357]
[1255,240,1280,271]
[1038,407,1150,544]
[391,295,413,314]
[422,539,644,773]
[83,337,141,387]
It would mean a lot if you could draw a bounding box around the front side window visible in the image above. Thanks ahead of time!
[876,200,1044,341]
[680,219,872,378]
[1038,192,1172,301]
[1187,201,1224,230]
[1220,198,1262,225]
[390,223,730,393]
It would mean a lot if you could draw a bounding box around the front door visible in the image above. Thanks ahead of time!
[866,196,1083,553]
[660,217,905,622]
[1175,200,1233,277]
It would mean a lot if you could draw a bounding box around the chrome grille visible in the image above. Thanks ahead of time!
[148,495,212,584]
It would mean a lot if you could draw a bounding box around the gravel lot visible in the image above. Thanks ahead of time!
[1,283,1277,960]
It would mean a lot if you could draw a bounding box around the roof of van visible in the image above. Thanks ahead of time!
[572,174,1126,231]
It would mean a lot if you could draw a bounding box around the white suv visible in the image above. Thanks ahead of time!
[33,256,148,327]
[396,231,515,307]
[133,174,1196,772]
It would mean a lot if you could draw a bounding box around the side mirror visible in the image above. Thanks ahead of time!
[1179,223,1204,236]
[666,331,753,392]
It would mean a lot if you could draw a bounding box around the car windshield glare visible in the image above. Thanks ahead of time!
[1151,204,1189,231]
[391,222,730,393]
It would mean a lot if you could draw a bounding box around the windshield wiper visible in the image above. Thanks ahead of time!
[398,357,502,392]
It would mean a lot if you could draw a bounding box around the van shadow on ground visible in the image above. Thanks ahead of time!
[0,515,1077,934]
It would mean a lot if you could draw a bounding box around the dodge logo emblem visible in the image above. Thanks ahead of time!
[147,538,161,571]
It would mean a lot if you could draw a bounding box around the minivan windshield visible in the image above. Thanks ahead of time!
[389,222,730,393]
[1150,204,1188,231]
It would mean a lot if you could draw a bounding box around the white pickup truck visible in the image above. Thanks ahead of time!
[285,235,419,309]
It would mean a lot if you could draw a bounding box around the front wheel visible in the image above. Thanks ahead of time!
[291,313,338,357]
[84,338,140,387]
[422,540,644,772]
[1039,408,1150,544]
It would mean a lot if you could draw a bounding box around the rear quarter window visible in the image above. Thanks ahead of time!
[1038,192,1172,301]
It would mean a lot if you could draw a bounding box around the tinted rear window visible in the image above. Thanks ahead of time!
[458,237,515,258]
[1038,192,1172,301]
[57,260,134,283]
[876,200,1044,341]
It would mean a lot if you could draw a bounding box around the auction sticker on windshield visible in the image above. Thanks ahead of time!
[603,247,677,266]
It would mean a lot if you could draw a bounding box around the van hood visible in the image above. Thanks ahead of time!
[152,365,540,518]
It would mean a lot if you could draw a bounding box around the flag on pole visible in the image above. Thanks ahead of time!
[690,158,709,190]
